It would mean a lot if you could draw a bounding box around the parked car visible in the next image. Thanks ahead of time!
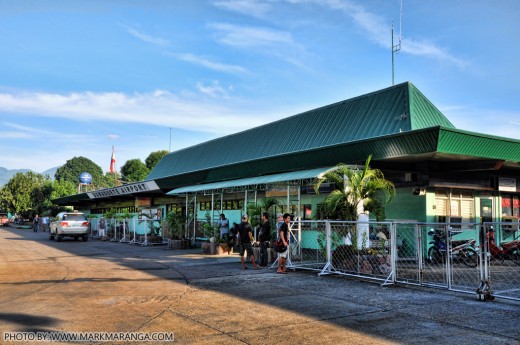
[0,213,8,226]
[49,211,89,242]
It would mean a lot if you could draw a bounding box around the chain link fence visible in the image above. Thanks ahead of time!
[282,219,520,301]
[481,222,520,301]
[85,216,520,301]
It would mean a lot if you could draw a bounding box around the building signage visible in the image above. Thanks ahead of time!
[87,181,160,199]
[498,177,517,192]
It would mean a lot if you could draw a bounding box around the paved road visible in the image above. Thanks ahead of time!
[0,226,519,345]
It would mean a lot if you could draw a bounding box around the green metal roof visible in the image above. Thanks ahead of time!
[437,127,520,161]
[151,126,520,191]
[148,82,455,184]
[408,85,454,129]
[167,167,334,194]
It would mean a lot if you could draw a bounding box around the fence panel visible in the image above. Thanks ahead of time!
[319,221,393,282]
[287,220,327,271]
[89,218,99,239]
[393,223,480,294]
[393,223,421,285]
[483,222,520,300]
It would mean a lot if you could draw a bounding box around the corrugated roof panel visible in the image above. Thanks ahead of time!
[167,167,333,194]
[408,84,455,129]
[153,128,442,190]
[438,128,520,161]
[148,82,453,182]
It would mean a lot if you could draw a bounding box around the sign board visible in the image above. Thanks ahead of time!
[87,181,160,199]
[265,185,299,198]
[135,197,151,207]
[498,177,517,192]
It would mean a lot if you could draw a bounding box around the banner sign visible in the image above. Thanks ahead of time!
[87,181,160,199]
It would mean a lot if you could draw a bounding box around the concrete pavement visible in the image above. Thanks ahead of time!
[0,226,519,345]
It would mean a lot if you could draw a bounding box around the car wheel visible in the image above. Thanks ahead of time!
[74,236,78,241]
[49,232,54,240]
[56,235,63,242]
[82,235,88,242]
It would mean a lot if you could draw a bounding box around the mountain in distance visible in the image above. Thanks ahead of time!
[0,166,60,186]
[41,167,59,179]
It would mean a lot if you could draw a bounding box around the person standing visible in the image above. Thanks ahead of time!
[238,214,258,270]
[42,216,49,232]
[33,214,40,232]
[230,222,239,252]
[277,213,291,274]
[98,217,106,241]
[257,212,271,268]
[218,213,230,239]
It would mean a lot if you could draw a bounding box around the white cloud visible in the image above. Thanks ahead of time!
[107,134,120,140]
[219,0,466,68]
[120,23,170,47]
[209,22,298,48]
[3,121,92,142]
[212,0,272,18]
[311,0,466,68]
[175,53,250,75]
[0,89,266,135]
[196,81,232,98]
[207,22,308,68]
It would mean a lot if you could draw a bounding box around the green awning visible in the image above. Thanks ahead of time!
[167,167,333,195]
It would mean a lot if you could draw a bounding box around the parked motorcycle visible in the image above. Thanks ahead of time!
[427,229,478,267]
[486,227,520,265]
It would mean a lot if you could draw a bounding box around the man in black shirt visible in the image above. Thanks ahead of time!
[257,212,271,267]
[238,214,258,270]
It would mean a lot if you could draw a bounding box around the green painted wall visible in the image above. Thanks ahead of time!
[385,187,426,221]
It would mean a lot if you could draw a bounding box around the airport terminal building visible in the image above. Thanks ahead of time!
[55,82,520,234]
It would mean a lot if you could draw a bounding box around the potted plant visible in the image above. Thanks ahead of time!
[165,211,185,249]
[217,234,233,254]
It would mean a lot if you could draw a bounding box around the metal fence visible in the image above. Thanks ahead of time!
[86,216,519,301]
[281,219,520,302]
[88,217,166,246]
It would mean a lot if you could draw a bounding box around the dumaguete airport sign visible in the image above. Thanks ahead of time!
[87,181,160,199]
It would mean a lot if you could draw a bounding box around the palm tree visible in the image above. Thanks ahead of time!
[247,197,279,229]
[313,155,395,221]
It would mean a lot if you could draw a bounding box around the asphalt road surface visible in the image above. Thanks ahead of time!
[1,226,519,345]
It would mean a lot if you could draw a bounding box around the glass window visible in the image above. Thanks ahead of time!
[502,195,512,216]
[303,204,312,220]
[435,188,474,222]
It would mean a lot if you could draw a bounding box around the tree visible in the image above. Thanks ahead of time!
[313,155,395,221]
[120,159,150,183]
[104,171,121,188]
[50,179,77,200]
[55,156,106,188]
[145,150,169,171]
[0,172,48,217]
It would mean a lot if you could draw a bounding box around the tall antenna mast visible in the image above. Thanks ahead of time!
[169,127,172,152]
[392,0,403,85]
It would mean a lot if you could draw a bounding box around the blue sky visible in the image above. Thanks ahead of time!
[1,0,519,173]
